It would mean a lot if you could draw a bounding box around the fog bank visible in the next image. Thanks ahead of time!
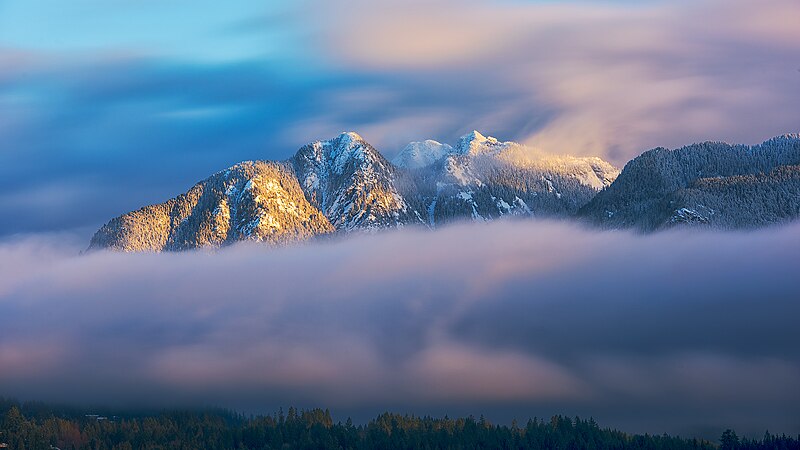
[1,221,798,437]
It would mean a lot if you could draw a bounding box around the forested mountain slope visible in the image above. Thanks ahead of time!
[579,135,800,231]
[89,161,334,251]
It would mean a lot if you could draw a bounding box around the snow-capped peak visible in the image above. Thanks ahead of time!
[393,140,454,169]
[322,131,366,154]
[456,130,504,156]
[763,133,800,145]
[299,132,368,162]
[305,131,380,176]
[336,131,364,144]
[464,130,487,141]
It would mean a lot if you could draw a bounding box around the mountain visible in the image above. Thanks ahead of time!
[89,132,800,251]
[403,130,620,226]
[579,134,800,230]
[291,132,425,231]
[89,161,334,251]
[89,131,619,251]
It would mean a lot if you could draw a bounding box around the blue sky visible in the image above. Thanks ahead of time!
[0,0,301,61]
[0,0,799,237]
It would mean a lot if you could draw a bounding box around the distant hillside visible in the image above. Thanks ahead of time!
[579,135,800,231]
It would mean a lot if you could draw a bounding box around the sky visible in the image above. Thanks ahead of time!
[1,0,800,438]
[1,0,799,237]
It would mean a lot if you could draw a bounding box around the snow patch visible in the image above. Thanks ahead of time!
[393,140,454,169]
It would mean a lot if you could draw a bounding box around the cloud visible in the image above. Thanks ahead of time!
[308,0,800,160]
[1,221,799,438]
[1,0,799,239]
[0,57,356,236]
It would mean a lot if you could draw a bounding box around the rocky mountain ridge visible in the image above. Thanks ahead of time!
[89,131,619,251]
[90,132,800,252]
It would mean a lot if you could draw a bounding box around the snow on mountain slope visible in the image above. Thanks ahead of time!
[89,161,334,252]
[393,130,619,189]
[89,130,621,251]
[455,130,511,157]
[417,131,620,226]
[89,131,800,251]
[498,150,620,190]
[580,135,800,230]
[291,132,426,231]
[455,130,620,189]
[393,140,454,169]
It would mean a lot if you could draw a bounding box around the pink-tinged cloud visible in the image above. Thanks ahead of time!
[1,221,799,436]
[2,1,798,237]
[309,0,800,162]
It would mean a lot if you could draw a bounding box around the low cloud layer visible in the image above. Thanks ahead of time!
[1,221,799,437]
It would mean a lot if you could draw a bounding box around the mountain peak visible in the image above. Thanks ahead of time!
[763,133,800,145]
[336,131,364,143]
[464,130,486,141]
[456,130,502,156]
[295,131,375,168]
[458,130,489,145]
[393,140,454,169]
[88,129,646,252]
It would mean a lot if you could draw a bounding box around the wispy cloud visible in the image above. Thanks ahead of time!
[1,221,798,436]
[0,0,798,238]
[308,0,800,160]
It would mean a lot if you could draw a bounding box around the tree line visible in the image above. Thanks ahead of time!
[2,398,798,449]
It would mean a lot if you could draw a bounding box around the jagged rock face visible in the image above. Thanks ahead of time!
[88,161,334,252]
[291,132,425,231]
[579,134,800,230]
